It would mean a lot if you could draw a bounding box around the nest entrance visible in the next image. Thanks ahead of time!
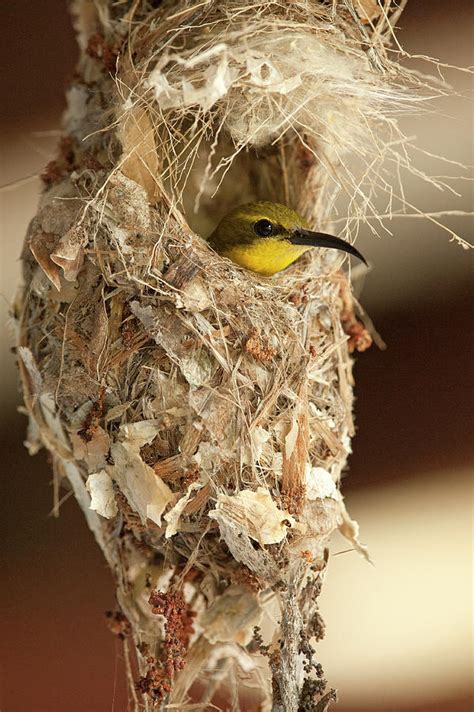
[181,142,294,238]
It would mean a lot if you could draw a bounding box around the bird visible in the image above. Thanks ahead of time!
[208,201,367,276]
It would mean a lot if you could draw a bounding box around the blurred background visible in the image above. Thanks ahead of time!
[0,1,472,711]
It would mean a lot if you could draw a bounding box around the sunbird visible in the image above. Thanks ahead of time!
[208,201,367,276]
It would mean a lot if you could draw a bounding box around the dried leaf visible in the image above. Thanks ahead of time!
[131,302,214,387]
[305,465,339,501]
[339,500,372,563]
[284,418,299,461]
[200,585,263,646]
[209,488,296,546]
[23,413,43,455]
[109,421,174,526]
[118,106,159,201]
[242,426,272,465]
[146,44,238,111]
[86,470,118,518]
[38,393,71,455]
[70,426,111,472]
[29,232,62,291]
[104,402,132,423]
[298,497,340,540]
[164,482,202,538]
[189,387,237,451]
[104,172,152,234]
[176,279,212,312]
[207,643,256,673]
[17,347,43,397]
[246,54,302,93]
[50,225,88,282]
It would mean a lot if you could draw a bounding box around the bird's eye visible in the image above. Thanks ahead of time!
[254,219,273,237]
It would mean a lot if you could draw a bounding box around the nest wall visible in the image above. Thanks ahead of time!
[15,1,414,710]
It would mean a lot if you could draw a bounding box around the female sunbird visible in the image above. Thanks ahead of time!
[208,201,367,276]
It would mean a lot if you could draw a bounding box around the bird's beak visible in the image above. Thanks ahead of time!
[289,228,367,266]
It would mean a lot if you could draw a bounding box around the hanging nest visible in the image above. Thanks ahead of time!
[14,1,424,710]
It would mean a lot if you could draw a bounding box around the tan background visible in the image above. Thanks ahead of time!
[1,1,472,711]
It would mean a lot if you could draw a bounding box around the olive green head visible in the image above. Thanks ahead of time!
[208,201,366,276]
[209,201,309,248]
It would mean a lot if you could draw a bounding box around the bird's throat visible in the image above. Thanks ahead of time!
[222,240,308,276]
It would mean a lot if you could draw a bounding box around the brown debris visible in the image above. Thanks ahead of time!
[338,274,373,353]
[148,589,195,653]
[244,329,277,362]
[164,248,203,290]
[86,33,120,73]
[288,292,302,306]
[296,136,317,170]
[354,0,382,23]
[105,609,131,639]
[300,550,314,564]
[342,316,373,353]
[137,590,195,701]
[315,689,338,712]
[231,565,264,593]
[136,641,150,658]
[136,662,172,702]
[41,136,76,187]
[279,484,306,518]
[182,483,211,515]
[121,317,147,350]
[151,456,185,482]
[78,387,106,442]
[140,440,172,468]
[114,490,148,533]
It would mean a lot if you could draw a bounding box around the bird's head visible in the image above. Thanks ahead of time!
[208,201,366,276]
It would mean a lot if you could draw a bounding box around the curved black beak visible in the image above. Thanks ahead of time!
[289,229,367,266]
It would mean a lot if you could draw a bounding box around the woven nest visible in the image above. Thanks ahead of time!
[15,1,421,710]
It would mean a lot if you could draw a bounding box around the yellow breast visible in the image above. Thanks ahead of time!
[221,239,308,276]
